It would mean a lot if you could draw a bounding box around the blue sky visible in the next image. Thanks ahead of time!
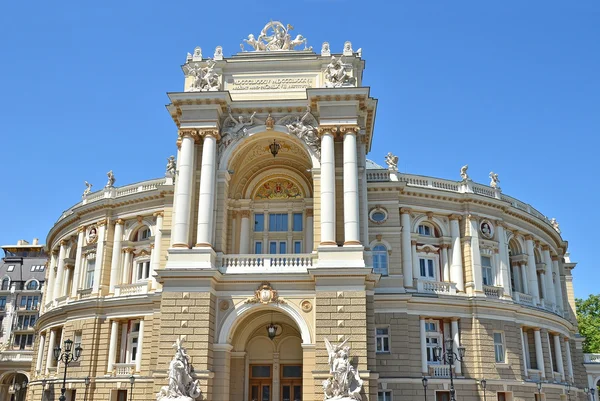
[0,1,598,298]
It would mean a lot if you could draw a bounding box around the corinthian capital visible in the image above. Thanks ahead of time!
[198,128,221,141]
[317,126,337,136]
[449,214,463,221]
[338,125,360,135]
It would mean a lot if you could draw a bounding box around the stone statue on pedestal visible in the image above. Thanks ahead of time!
[105,171,115,188]
[489,171,500,189]
[156,337,202,401]
[83,181,93,197]
[460,165,470,181]
[322,338,363,401]
[166,156,177,177]
[385,152,398,171]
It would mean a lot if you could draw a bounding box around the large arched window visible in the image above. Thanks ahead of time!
[1,277,9,291]
[26,280,39,291]
[373,244,389,276]
[135,226,151,242]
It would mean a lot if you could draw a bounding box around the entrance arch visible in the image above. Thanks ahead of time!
[0,371,29,401]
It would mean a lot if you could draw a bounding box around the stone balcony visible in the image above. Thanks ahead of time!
[416,279,457,295]
[113,363,136,376]
[219,253,315,274]
[0,351,33,362]
[584,354,600,364]
[114,281,151,297]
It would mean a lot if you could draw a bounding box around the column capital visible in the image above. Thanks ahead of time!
[123,247,135,254]
[400,207,412,215]
[231,210,239,218]
[451,317,459,322]
[60,239,68,246]
[552,255,560,261]
[115,219,125,226]
[338,125,360,135]
[495,220,507,229]
[153,211,164,218]
[97,218,108,227]
[523,234,534,241]
[240,210,251,218]
[493,248,500,254]
[76,225,87,234]
[541,245,550,251]
[199,128,221,141]
[440,244,451,249]
[533,327,541,332]
[411,240,417,246]
[306,209,314,217]
[317,126,338,136]
[448,213,462,221]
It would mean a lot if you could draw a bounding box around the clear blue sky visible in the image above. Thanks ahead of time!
[0,1,598,298]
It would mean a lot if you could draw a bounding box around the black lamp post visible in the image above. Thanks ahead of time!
[53,339,82,401]
[83,376,91,401]
[433,338,466,401]
[537,381,543,399]
[480,378,487,401]
[592,387,596,401]
[40,378,47,401]
[422,377,428,401]
[564,382,571,401]
[129,375,135,401]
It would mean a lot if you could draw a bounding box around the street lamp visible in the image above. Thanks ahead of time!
[592,387,596,401]
[83,376,91,401]
[564,382,571,401]
[40,378,47,401]
[54,338,83,401]
[480,378,487,401]
[422,377,428,401]
[129,375,135,401]
[537,381,543,399]
[433,338,466,401]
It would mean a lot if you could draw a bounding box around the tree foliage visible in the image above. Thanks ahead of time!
[576,294,600,353]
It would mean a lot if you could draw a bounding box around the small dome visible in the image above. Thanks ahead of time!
[366,159,385,169]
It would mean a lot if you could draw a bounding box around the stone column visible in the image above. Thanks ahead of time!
[196,130,219,248]
[565,337,574,382]
[109,219,124,294]
[70,227,85,299]
[496,222,511,297]
[213,344,233,401]
[53,240,67,300]
[341,126,361,246]
[468,215,483,294]
[449,215,465,292]
[45,329,56,373]
[93,220,107,294]
[400,208,413,287]
[239,211,251,254]
[411,240,420,283]
[420,317,428,375]
[172,130,197,248]
[305,209,314,253]
[542,246,556,307]
[121,248,134,284]
[36,332,46,374]
[319,127,336,246]
[525,236,540,304]
[451,318,461,375]
[441,245,450,282]
[520,262,529,294]
[136,319,144,373]
[107,320,119,374]
[151,212,163,289]
[45,251,57,307]
[63,266,73,298]
[534,328,546,379]
[553,256,564,310]
[231,211,238,253]
[554,334,565,380]
[520,327,529,378]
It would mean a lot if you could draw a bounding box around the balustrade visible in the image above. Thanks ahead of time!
[417,279,457,295]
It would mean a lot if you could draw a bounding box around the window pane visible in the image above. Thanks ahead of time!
[279,242,287,254]
[269,214,288,232]
[251,365,271,378]
[255,242,263,254]
[282,365,302,378]
[269,242,277,254]
[481,256,492,267]
[494,332,503,343]
[293,213,303,231]
[254,214,264,232]
[294,241,302,254]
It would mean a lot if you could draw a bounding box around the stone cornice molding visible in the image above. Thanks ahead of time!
[448,214,462,221]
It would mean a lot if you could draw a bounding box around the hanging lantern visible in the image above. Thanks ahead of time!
[269,139,281,157]
[266,322,280,340]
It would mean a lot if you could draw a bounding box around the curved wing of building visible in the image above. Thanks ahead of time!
[29,22,586,401]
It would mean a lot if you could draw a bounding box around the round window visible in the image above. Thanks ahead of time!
[369,207,388,224]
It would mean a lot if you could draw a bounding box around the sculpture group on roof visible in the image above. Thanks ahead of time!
[242,21,310,52]
[185,58,220,92]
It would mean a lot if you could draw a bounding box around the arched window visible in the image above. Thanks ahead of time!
[136,226,151,241]
[26,281,38,291]
[1,278,9,291]
[373,245,388,276]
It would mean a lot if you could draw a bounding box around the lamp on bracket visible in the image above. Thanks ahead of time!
[269,139,281,157]
[266,312,282,340]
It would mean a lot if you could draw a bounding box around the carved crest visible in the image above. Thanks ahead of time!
[246,282,286,304]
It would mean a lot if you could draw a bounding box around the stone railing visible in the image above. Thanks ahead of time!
[483,285,504,298]
[114,363,136,376]
[0,351,33,362]
[429,364,451,378]
[77,288,93,300]
[114,281,151,297]
[514,292,535,307]
[220,254,315,273]
[57,177,170,222]
[584,354,600,364]
[417,279,457,295]
[366,170,391,182]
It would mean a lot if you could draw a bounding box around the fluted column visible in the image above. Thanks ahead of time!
[400,208,413,287]
[441,245,450,282]
[93,220,107,294]
[496,222,511,297]
[71,227,85,298]
[341,126,360,245]
[451,318,462,375]
[449,214,465,292]
[136,319,145,373]
[554,334,565,380]
[534,328,546,378]
[542,246,556,307]
[196,130,219,248]
[239,211,251,254]
[305,209,314,253]
[319,127,336,246]
[107,320,119,374]
[520,327,529,378]
[121,248,134,284]
[45,329,56,373]
[109,219,124,294]
[411,240,420,283]
[45,251,57,307]
[172,129,197,248]
[420,317,428,375]
[525,236,540,304]
[552,256,564,310]
[53,240,67,300]
[565,337,574,382]
[36,332,46,373]
[469,215,483,293]
[151,212,163,289]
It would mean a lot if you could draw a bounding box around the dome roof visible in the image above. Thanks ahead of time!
[365,159,385,169]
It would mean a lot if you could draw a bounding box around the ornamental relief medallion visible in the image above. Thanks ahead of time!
[245,283,286,305]
[253,178,302,200]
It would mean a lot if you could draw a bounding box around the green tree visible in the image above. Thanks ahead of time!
[576,294,600,353]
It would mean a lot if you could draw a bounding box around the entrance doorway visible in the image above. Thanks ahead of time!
[250,365,272,401]
[280,365,302,401]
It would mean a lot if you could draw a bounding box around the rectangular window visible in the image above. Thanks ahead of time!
[85,259,95,288]
[7,265,15,272]
[482,256,494,286]
[279,241,287,254]
[293,213,303,231]
[294,241,302,254]
[376,327,390,353]
[74,330,82,350]
[117,390,128,401]
[269,241,278,255]
[269,213,288,232]
[378,391,392,401]
[494,332,505,363]
[254,214,265,232]
[0,296,6,310]
[419,258,435,279]
[418,225,432,236]
[497,392,512,401]
[136,261,150,281]
[254,241,263,254]
[426,336,440,362]
[436,391,451,401]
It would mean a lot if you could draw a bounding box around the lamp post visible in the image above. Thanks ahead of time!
[433,338,466,401]
[422,377,428,401]
[40,378,47,401]
[480,378,487,401]
[537,381,543,400]
[564,382,571,401]
[83,376,91,401]
[53,339,82,401]
[592,387,596,401]
[129,375,135,401]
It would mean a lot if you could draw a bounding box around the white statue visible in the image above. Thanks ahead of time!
[166,156,177,177]
[105,170,115,188]
[324,56,356,88]
[242,21,307,51]
[550,218,561,234]
[322,338,363,401]
[83,181,93,197]
[284,106,320,157]
[186,59,219,92]
[343,41,353,56]
[156,337,202,401]
[385,152,398,170]
[489,171,500,188]
[460,165,469,181]
[214,46,223,60]
[321,42,331,56]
